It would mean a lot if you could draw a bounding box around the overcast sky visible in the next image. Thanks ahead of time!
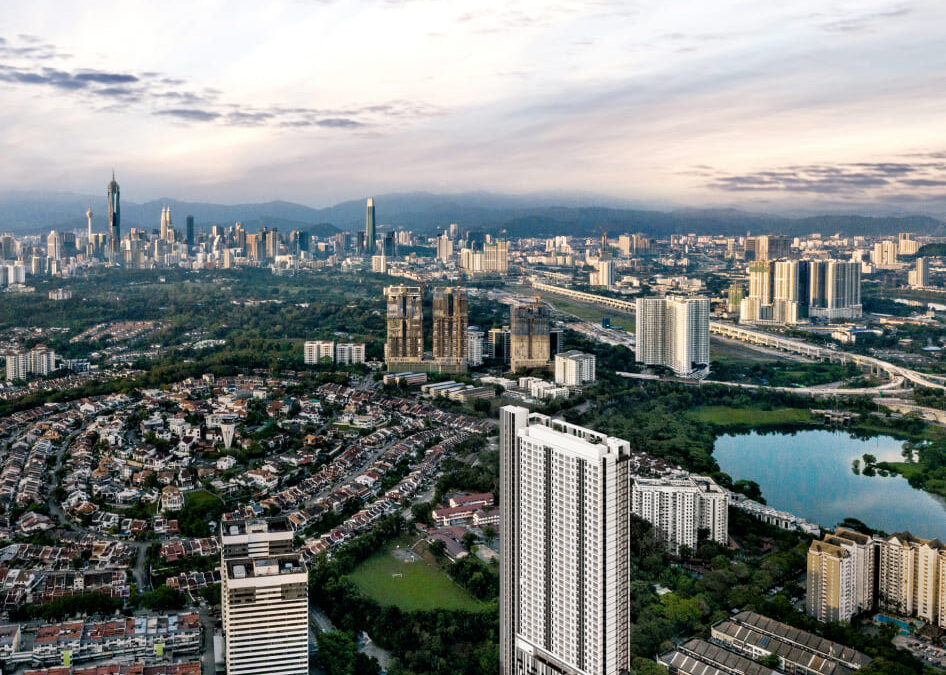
[1,0,945,213]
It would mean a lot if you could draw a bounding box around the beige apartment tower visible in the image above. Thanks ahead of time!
[483,239,509,274]
[432,287,469,364]
[877,532,945,624]
[807,539,855,623]
[384,285,424,365]
[509,302,550,372]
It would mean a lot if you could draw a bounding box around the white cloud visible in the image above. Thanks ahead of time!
[0,0,944,212]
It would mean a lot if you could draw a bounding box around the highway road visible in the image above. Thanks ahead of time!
[531,281,946,392]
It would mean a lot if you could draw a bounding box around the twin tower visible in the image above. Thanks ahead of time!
[384,285,469,373]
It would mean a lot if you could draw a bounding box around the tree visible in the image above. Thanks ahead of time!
[462,531,478,551]
[139,584,186,611]
[429,539,446,558]
[756,654,780,669]
[316,630,381,675]
[482,525,497,545]
[411,502,434,526]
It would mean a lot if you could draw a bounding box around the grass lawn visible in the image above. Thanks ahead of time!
[879,461,921,480]
[710,344,781,364]
[689,406,815,426]
[345,540,486,612]
[539,294,635,331]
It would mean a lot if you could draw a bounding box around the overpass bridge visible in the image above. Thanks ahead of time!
[709,323,946,390]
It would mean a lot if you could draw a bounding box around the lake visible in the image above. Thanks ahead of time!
[714,430,946,539]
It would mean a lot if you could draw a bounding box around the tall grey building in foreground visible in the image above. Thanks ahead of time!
[500,406,631,675]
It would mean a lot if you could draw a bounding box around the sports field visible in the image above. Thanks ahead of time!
[345,542,486,612]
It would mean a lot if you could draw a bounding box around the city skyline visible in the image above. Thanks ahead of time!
[1,1,946,214]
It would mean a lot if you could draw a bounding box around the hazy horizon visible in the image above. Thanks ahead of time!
[2,1,946,214]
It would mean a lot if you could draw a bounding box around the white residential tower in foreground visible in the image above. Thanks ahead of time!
[500,406,631,675]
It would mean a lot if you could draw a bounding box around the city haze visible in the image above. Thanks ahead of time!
[1,0,946,214]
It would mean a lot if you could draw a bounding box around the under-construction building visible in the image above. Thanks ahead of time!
[432,288,469,364]
[509,301,551,372]
[384,285,424,365]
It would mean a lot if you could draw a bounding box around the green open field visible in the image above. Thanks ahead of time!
[539,294,635,331]
[688,406,815,426]
[345,541,486,612]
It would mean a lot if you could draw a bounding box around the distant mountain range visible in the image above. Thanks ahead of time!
[0,190,943,238]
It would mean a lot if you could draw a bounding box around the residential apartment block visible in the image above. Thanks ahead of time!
[221,518,308,675]
[554,350,596,387]
[500,407,631,675]
[635,296,710,378]
[877,532,945,626]
[805,528,945,629]
[631,475,728,553]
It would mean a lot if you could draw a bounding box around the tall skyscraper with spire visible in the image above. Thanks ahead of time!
[86,204,93,242]
[107,172,120,261]
[365,198,376,255]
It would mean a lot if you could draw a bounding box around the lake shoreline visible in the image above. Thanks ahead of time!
[712,428,946,540]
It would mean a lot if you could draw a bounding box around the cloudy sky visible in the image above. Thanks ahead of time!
[1,0,945,213]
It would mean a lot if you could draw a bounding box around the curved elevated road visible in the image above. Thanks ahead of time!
[531,281,946,392]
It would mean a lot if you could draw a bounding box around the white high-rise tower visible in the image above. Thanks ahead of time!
[86,204,93,241]
[635,296,710,378]
[500,407,632,675]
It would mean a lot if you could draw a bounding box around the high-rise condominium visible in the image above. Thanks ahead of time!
[553,350,596,386]
[509,303,550,372]
[871,240,899,269]
[909,257,929,288]
[436,232,454,262]
[304,340,335,364]
[772,259,810,323]
[483,239,509,274]
[810,260,862,319]
[186,215,195,247]
[384,285,424,365]
[500,407,631,675]
[432,287,469,363]
[877,533,946,626]
[467,328,485,366]
[635,296,710,378]
[806,527,875,623]
[488,326,511,362]
[899,232,920,256]
[754,234,791,261]
[742,259,861,324]
[591,260,614,287]
[365,198,376,255]
[220,518,308,675]
[631,475,728,553]
[107,171,120,260]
